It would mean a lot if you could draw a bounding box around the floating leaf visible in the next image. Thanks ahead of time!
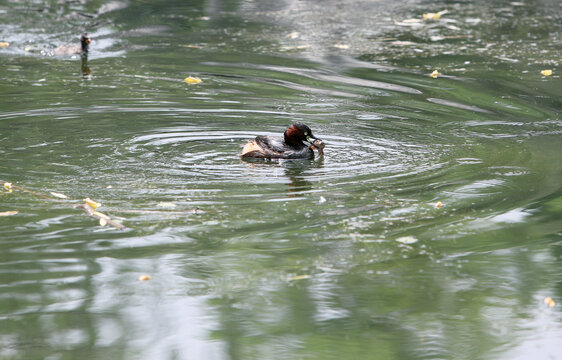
[430,70,440,78]
[423,10,448,21]
[434,201,443,209]
[3,182,13,192]
[541,69,553,76]
[544,296,556,308]
[396,236,418,244]
[50,191,68,199]
[84,197,102,209]
[138,275,152,281]
[289,274,311,281]
[286,32,299,39]
[0,42,9,48]
[184,76,202,84]
[0,210,18,217]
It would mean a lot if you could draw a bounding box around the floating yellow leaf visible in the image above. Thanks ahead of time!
[434,201,443,209]
[430,70,440,78]
[0,42,9,48]
[138,275,152,281]
[3,182,13,192]
[0,210,18,217]
[84,197,102,209]
[184,76,202,84]
[544,296,556,308]
[50,191,68,199]
[541,69,553,76]
[423,10,448,21]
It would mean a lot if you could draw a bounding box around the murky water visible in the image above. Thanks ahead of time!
[1,0,561,359]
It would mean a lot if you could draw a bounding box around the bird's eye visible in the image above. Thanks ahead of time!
[304,132,308,136]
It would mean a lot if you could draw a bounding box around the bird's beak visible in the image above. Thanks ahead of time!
[305,134,317,146]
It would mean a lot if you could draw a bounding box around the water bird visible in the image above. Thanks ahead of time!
[241,123,325,159]
[54,32,91,56]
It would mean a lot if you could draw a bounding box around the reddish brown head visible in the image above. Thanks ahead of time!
[80,32,91,53]
[284,123,318,147]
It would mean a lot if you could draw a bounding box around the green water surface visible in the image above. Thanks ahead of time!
[0,0,561,359]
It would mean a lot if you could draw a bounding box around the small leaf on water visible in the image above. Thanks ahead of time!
[396,236,418,244]
[540,69,553,76]
[138,275,152,281]
[3,182,13,192]
[50,192,68,199]
[0,210,18,217]
[430,70,440,78]
[289,274,311,281]
[84,197,102,209]
[423,10,448,21]
[544,296,556,308]
[286,31,299,39]
[0,42,9,48]
[184,76,202,84]
[434,201,443,209]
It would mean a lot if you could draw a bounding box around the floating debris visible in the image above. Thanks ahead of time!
[541,69,553,76]
[289,274,311,281]
[544,296,556,308]
[423,10,448,21]
[286,32,299,39]
[1,180,126,230]
[430,70,440,78]
[3,182,13,192]
[0,42,9,48]
[396,236,418,244]
[50,191,68,199]
[184,76,202,84]
[157,202,177,209]
[434,201,443,209]
[138,275,152,281]
[0,210,18,217]
[84,197,102,210]
[333,43,350,49]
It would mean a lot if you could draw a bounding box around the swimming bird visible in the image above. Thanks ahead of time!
[54,32,91,56]
[241,123,325,159]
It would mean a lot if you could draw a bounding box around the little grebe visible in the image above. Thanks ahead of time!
[54,32,91,56]
[241,123,325,159]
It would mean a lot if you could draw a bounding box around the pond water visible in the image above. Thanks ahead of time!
[0,0,561,359]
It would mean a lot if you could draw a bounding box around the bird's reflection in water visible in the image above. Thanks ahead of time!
[80,53,91,79]
[281,158,323,196]
[242,157,324,197]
